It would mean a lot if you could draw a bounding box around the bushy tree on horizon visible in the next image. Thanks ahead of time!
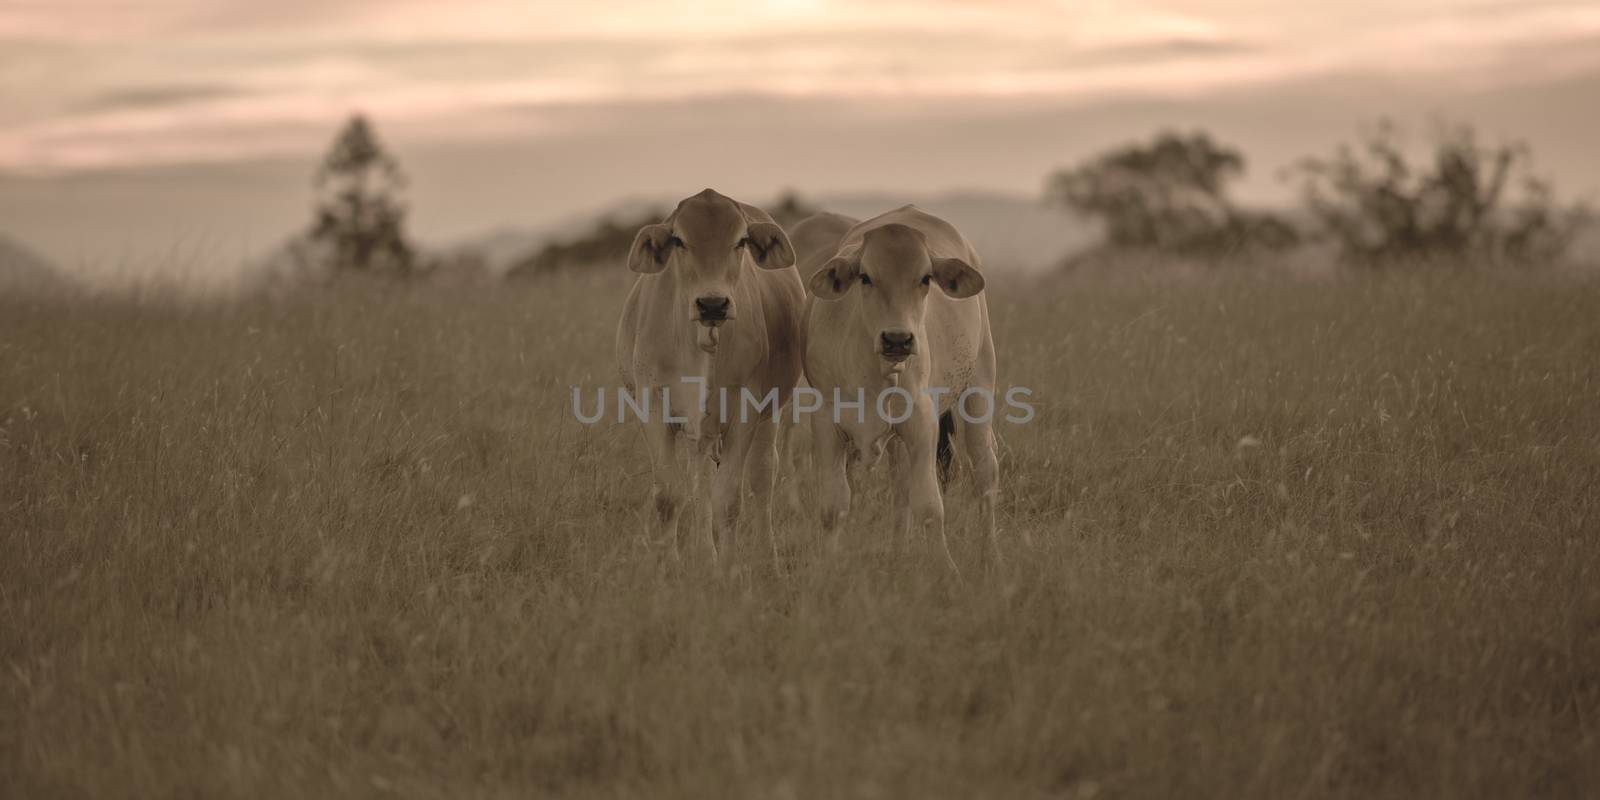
[504,208,667,278]
[1293,120,1585,265]
[308,114,417,276]
[504,191,820,279]
[1045,130,1298,258]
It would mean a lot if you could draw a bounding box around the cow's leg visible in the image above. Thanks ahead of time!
[811,414,851,551]
[905,409,958,577]
[693,447,715,565]
[960,416,1005,567]
[711,418,759,574]
[744,415,783,573]
[642,418,686,559]
[889,437,912,551]
[774,413,804,517]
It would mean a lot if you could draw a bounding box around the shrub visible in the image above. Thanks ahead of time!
[1292,120,1586,265]
[1046,130,1297,257]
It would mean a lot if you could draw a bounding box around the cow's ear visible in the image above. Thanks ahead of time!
[931,256,984,298]
[627,224,673,273]
[744,222,795,270]
[807,255,859,300]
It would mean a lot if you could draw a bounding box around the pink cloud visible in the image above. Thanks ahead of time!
[2,0,1599,171]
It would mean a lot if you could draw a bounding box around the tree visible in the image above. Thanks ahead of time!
[1293,120,1584,265]
[1045,130,1296,256]
[308,115,417,275]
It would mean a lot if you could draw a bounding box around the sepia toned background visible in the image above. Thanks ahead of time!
[3,2,1599,797]
[2,0,1599,275]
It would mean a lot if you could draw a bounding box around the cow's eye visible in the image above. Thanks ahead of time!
[735,237,752,250]
[920,274,931,287]
[859,273,874,286]
[668,235,685,249]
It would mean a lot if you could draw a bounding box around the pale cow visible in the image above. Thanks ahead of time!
[615,189,805,567]
[771,212,861,507]
[800,205,1000,569]
[789,212,860,278]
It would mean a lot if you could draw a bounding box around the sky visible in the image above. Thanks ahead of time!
[2,0,1599,273]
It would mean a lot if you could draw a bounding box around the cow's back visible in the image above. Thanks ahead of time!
[789,212,859,282]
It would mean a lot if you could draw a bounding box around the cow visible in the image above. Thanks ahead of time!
[789,212,861,278]
[800,205,1000,571]
[615,189,805,570]
[770,212,862,509]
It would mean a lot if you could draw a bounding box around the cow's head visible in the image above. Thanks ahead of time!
[628,189,795,333]
[807,223,984,365]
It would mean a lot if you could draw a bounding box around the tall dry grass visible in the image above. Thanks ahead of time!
[2,267,1597,797]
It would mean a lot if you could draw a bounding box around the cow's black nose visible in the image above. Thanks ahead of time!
[695,295,731,320]
[694,296,732,320]
[880,330,915,354]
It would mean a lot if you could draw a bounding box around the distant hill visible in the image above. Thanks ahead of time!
[0,234,72,295]
[449,190,1097,277]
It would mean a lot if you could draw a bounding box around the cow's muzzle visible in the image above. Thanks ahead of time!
[879,330,916,362]
[694,295,733,326]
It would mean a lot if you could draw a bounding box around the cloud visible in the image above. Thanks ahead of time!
[3,0,1600,171]
[70,84,250,113]
[0,0,421,39]
[1065,36,1257,67]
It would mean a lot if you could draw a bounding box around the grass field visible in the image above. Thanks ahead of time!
[3,266,1598,797]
